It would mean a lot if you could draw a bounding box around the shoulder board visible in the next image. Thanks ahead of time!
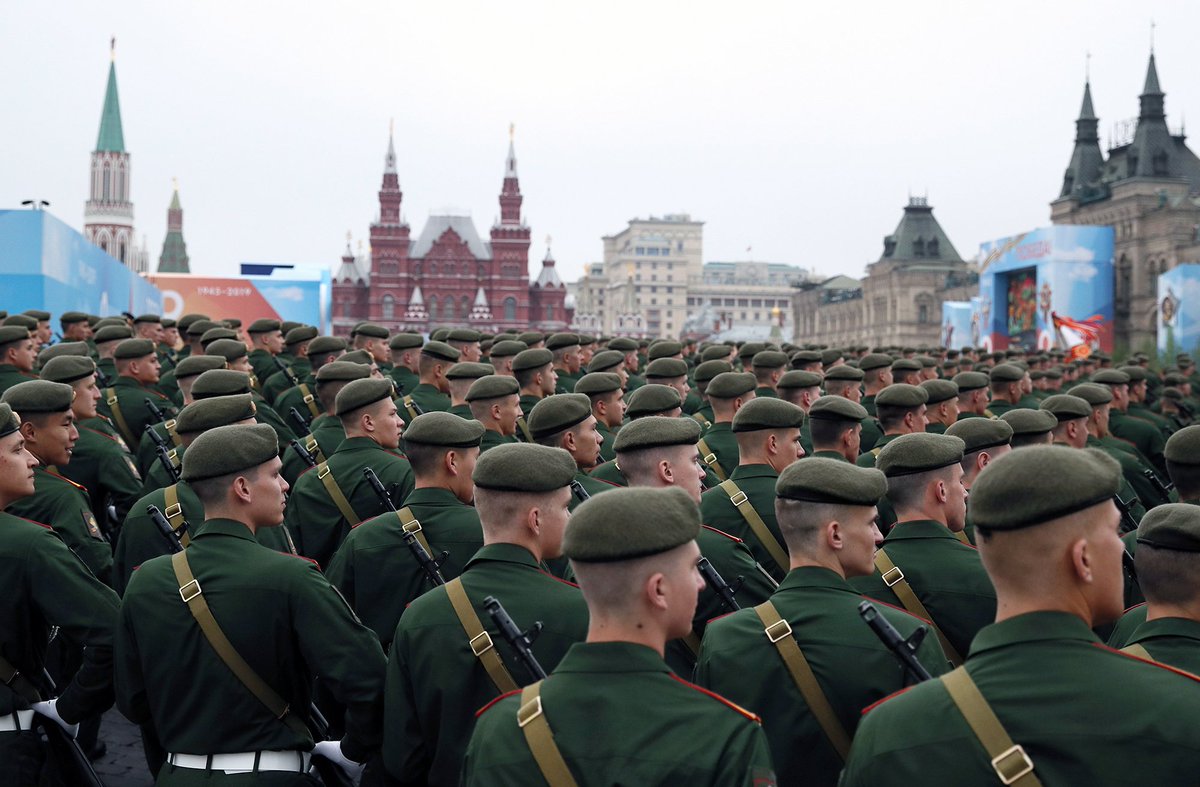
[1091,641,1200,683]
[860,595,932,624]
[11,515,54,531]
[707,610,737,625]
[536,569,580,588]
[701,524,744,543]
[591,477,623,489]
[475,688,523,718]
[385,449,409,459]
[861,684,916,715]
[1123,601,1148,614]
[44,469,87,493]
[668,674,762,724]
[286,552,320,566]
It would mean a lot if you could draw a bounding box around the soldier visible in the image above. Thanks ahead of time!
[608,336,644,391]
[528,393,612,505]
[919,379,959,434]
[697,457,948,786]
[0,325,37,396]
[328,412,485,645]
[688,359,733,426]
[750,350,788,399]
[1065,384,1168,510]
[446,362,495,419]
[1093,368,1168,476]
[280,360,369,487]
[776,370,821,454]
[257,325,317,404]
[700,398,806,581]
[573,372,624,462]
[953,370,993,420]
[446,328,483,363]
[401,341,460,417]
[858,353,894,417]
[285,378,415,567]
[789,349,823,373]
[945,418,1013,491]
[644,357,691,404]
[1164,425,1200,503]
[132,313,163,346]
[516,331,545,350]
[134,355,226,474]
[586,348,628,388]
[387,333,424,393]
[273,335,349,422]
[383,443,588,786]
[245,318,285,383]
[97,338,177,449]
[485,339,527,380]
[807,395,868,462]
[60,310,94,343]
[984,363,1028,417]
[116,424,387,783]
[547,333,582,394]
[352,323,392,371]
[513,348,556,420]
[1122,365,1172,432]
[843,446,1200,785]
[696,372,757,479]
[465,375,523,453]
[890,358,923,386]
[856,383,928,473]
[0,402,120,783]
[462,486,777,785]
[1000,408,1058,448]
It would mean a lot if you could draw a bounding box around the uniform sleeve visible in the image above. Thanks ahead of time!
[103,443,145,519]
[382,630,432,785]
[113,586,150,726]
[113,506,170,596]
[48,493,114,588]
[713,720,777,787]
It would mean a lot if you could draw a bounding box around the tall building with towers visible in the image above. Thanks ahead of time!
[158,181,190,273]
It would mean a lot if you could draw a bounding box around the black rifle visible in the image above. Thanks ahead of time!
[290,439,318,469]
[148,504,188,551]
[1114,494,1139,534]
[569,480,591,504]
[290,406,312,435]
[858,600,933,684]
[483,595,547,681]
[1144,468,1175,501]
[36,670,104,787]
[363,467,449,586]
[1123,549,1139,586]
[144,397,168,425]
[697,557,743,612]
[95,367,112,388]
[272,355,299,386]
[144,424,181,483]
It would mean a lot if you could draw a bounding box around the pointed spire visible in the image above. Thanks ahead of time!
[384,119,397,174]
[505,122,518,178]
[1079,81,1096,120]
[96,42,125,152]
[1143,51,1162,95]
[474,286,489,308]
[169,177,181,210]
[343,230,354,259]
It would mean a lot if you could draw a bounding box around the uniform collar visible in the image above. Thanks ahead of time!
[777,565,854,593]
[705,421,732,432]
[404,486,468,507]
[884,518,959,542]
[968,611,1098,657]
[335,435,388,453]
[811,449,850,462]
[731,464,778,480]
[193,518,260,543]
[554,641,671,674]
[1129,616,1200,645]
[465,542,540,570]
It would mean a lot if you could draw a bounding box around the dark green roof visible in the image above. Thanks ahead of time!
[96,61,125,153]
[879,198,963,264]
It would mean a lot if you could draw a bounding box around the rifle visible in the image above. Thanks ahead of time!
[363,467,448,586]
[36,669,104,787]
[858,600,933,684]
[1113,494,1139,534]
[569,480,591,504]
[483,595,547,681]
[144,424,181,483]
[144,397,168,425]
[95,367,112,388]
[1123,549,1139,586]
[697,557,743,612]
[290,439,318,469]
[273,355,299,386]
[290,406,312,435]
[148,504,187,551]
[1144,468,1174,501]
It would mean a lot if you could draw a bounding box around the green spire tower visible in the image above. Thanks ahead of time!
[158,180,191,273]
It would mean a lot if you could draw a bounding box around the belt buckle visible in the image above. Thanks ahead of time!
[517,696,544,728]
[764,619,792,643]
[469,631,494,656]
[179,579,202,603]
[164,503,183,519]
[304,437,319,453]
[317,465,331,479]
[729,491,749,506]
[302,394,315,404]
[881,566,905,587]
[401,519,423,535]
[992,743,1034,785]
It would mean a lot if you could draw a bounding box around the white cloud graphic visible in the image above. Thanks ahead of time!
[1064,262,1099,282]
[264,286,305,302]
[1056,245,1096,263]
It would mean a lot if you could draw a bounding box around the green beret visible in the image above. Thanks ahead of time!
[388,333,424,351]
[705,372,757,400]
[284,325,319,345]
[778,370,823,390]
[512,348,554,372]
[945,418,1013,453]
[574,372,622,396]
[790,350,822,365]
[875,383,929,408]
[307,336,348,357]
[191,369,252,399]
[185,320,219,338]
[613,416,701,453]
[221,319,242,329]
[446,362,495,381]
[1,380,74,414]
[467,375,521,402]
[1164,373,1187,386]
[1118,366,1147,382]
[702,346,733,363]
[1137,504,1200,552]
[952,371,990,392]
[199,328,238,346]
[429,328,451,342]
[808,395,869,422]
[403,411,485,448]
[970,446,1120,532]
[247,318,281,333]
[732,398,805,432]
[416,341,457,363]
[59,312,90,326]
[94,317,129,330]
[645,358,688,379]
[39,356,96,384]
[336,350,372,366]
[38,342,90,364]
[1092,369,1130,385]
[447,328,483,342]
[473,443,578,492]
[1165,426,1200,465]
[564,487,700,563]
[647,341,683,360]
[577,334,596,346]
[777,456,887,505]
[989,363,1026,383]
[132,313,160,325]
[334,378,394,416]
[93,325,132,344]
[176,314,209,333]
[545,333,580,351]
[175,355,229,380]
[820,349,844,365]
[625,384,682,419]
[1029,370,1046,381]
[1163,387,1184,401]
[1043,368,1063,380]
[920,379,959,404]
[0,403,19,437]
[917,355,938,368]
[738,342,767,361]
[891,358,922,373]
[489,340,528,359]
[206,339,249,362]
[182,423,278,482]
[114,338,157,360]
[3,315,37,330]
[176,394,258,435]
[518,331,546,346]
[999,408,1059,437]
[752,350,789,370]
[694,360,733,385]
[859,353,894,372]
[823,364,865,382]
[1066,383,1112,406]
[1040,394,1093,421]
[528,394,593,439]
[315,361,371,383]
[607,337,638,352]
[352,323,389,340]
[877,433,965,477]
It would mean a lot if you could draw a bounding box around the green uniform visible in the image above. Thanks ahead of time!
[696,566,948,786]
[326,487,484,647]
[1120,617,1200,674]
[7,465,112,586]
[753,386,778,399]
[384,543,589,786]
[462,641,776,786]
[284,437,415,567]
[448,403,474,420]
[1106,603,1148,648]
[570,470,618,510]
[135,419,180,476]
[1128,402,1172,434]
[925,421,947,434]
[849,519,997,659]
[518,393,543,419]
[682,390,704,415]
[273,377,322,426]
[0,363,38,397]
[389,366,420,396]
[480,429,519,453]
[408,383,451,413]
[590,459,721,492]
[59,423,143,523]
[247,348,281,384]
[1087,436,1166,510]
[808,449,850,462]
[98,375,179,449]
[96,357,117,386]
[799,416,814,454]
[693,403,715,426]
[1109,409,1167,476]
[554,370,580,394]
[986,399,1016,416]
[699,464,786,580]
[625,372,646,392]
[858,417,884,453]
[861,394,877,417]
[1016,393,1042,409]
[0,512,119,784]
[841,611,1200,785]
[258,359,305,406]
[115,519,387,770]
[596,421,616,463]
[156,367,182,407]
[698,421,739,478]
[854,434,902,531]
[281,414,346,486]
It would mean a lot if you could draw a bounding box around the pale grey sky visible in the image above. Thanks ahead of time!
[3,1,1194,283]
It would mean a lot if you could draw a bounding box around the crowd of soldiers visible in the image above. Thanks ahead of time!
[3,305,1200,786]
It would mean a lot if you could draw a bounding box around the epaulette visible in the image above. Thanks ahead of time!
[861,594,932,624]
[1122,601,1148,614]
[45,469,88,493]
[475,688,522,718]
[668,674,762,724]
[589,476,623,489]
[1092,642,1200,683]
[285,552,319,566]
[701,524,744,543]
[861,684,916,715]
[707,610,737,625]
[536,570,579,588]
[11,515,53,531]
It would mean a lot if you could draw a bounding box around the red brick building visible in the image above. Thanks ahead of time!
[332,129,569,335]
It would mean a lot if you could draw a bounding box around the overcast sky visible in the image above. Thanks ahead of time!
[4,1,1194,283]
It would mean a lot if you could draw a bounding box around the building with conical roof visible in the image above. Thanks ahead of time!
[1051,50,1200,351]
[83,40,148,273]
[157,182,190,273]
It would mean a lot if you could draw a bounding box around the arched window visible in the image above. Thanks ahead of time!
[428,296,439,320]
[461,296,471,318]
[382,294,395,320]
[444,298,456,320]
[504,297,517,321]
[102,165,111,201]
[430,262,438,276]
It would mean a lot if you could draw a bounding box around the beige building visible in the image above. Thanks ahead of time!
[683,261,807,339]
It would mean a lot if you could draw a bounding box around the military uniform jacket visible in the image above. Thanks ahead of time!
[696,567,948,786]
[274,375,321,424]
[156,367,183,407]
[60,423,143,522]
[554,370,579,395]
[115,519,387,761]
[625,372,646,392]
[327,487,485,646]
[448,403,474,420]
[595,421,616,463]
[135,419,178,477]
[261,357,310,405]
[1087,436,1166,510]
[698,421,739,478]
[389,366,420,396]
[518,393,543,420]
[1121,616,1200,674]
[408,383,451,414]
[462,641,777,786]
[986,399,1016,416]
[861,394,877,417]
[384,543,589,787]
[849,519,997,658]
[1109,409,1167,476]
[7,465,112,586]
[480,429,519,453]
[0,512,119,721]
[808,449,850,462]
[281,414,346,487]
[98,375,178,448]
[247,348,281,385]
[858,416,884,453]
[699,464,786,580]
[841,611,1200,785]
[0,363,38,397]
[284,436,415,567]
